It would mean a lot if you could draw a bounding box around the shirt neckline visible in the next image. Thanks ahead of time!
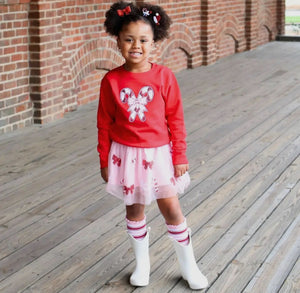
[122,63,155,75]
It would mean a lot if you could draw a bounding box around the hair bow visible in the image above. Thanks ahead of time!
[117,5,131,17]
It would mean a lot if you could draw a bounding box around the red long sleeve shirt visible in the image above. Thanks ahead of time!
[97,63,188,168]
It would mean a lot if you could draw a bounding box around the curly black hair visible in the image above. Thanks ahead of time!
[104,1,171,42]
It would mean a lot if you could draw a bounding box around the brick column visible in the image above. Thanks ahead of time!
[29,0,63,124]
[276,0,285,35]
[245,0,258,50]
[201,0,217,65]
[0,0,32,133]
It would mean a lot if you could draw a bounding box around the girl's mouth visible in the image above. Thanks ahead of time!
[130,52,142,57]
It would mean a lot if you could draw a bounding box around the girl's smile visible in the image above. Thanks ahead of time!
[118,20,154,72]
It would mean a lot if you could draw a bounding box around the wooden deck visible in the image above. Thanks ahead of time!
[0,41,300,293]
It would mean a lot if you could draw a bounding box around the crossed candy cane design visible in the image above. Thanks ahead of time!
[120,86,154,122]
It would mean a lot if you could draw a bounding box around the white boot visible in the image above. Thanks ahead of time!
[171,229,208,290]
[127,228,150,286]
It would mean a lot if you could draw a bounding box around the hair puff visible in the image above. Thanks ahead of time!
[137,3,172,42]
[104,1,171,42]
[104,1,139,37]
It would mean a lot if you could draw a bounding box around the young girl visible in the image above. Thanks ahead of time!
[97,1,208,290]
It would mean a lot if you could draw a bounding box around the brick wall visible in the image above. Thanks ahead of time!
[0,0,285,134]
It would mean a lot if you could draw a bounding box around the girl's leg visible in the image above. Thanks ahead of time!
[125,204,150,287]
[126,204,147,240]
[126,203,145,221]
[156,196,184,225]
[157,196,208,290]
[157,197,189,245]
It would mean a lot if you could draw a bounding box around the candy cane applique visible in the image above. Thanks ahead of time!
[120,86,154,122]
[153,177,159,193]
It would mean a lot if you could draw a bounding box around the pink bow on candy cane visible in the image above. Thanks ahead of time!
[117,6,131,17]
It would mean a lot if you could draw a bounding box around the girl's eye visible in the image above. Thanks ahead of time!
[141,39,148,43]
[125,38,133,42]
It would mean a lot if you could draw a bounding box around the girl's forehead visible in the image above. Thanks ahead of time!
[121,20,153,36]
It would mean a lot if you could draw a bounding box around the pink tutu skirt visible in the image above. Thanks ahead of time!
[106,141,190,206]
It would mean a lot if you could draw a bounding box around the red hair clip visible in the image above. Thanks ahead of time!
[117,5,131,17]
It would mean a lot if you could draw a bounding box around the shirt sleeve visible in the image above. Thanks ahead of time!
[97,75,115,169]
[163,69,188,165]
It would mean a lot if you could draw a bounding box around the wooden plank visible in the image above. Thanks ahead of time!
[0,167,98,224]
[278,257,300,293]
[188,93,300,175]
[205,180,300,293]
[243,213,300,293]
[0,176,102,259]
[184,109,300,217]
[0,206,123,292]
[0,107,98,191]
[185,81,298,149]
[0,145,97,202]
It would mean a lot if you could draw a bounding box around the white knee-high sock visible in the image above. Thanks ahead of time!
[126,216,147,240]
[167,218,189,246]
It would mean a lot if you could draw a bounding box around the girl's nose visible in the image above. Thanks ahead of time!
[132,40,140,48]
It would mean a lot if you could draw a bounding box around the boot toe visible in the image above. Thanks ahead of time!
[130,274,149,287]
[187,274,208,290]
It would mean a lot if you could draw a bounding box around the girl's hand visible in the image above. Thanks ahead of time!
[101,167,108,182]
[174,164,189,177]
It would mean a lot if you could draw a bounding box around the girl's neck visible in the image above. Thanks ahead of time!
[124,62,152,73]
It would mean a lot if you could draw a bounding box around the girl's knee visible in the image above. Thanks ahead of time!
[157,197,184,225]
[126,204,145,221]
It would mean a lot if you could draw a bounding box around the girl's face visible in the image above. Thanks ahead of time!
[118,20,154,72]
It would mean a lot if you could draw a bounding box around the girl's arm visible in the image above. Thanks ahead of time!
[97,76,115,170]
[174,164,189,177]
[101,167,108,182]
[163,70,189,167]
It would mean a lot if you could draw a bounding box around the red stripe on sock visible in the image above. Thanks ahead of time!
[168,228,187,235]
[133,232,147,239]
[178,236,189,243]
[127,224,146,231]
